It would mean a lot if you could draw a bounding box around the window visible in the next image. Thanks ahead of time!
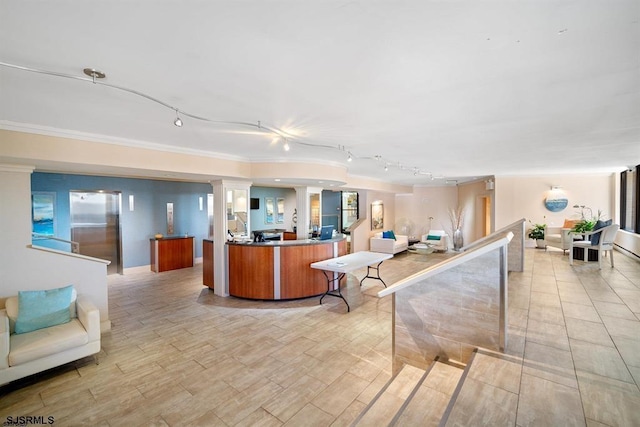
[620,166,639,233]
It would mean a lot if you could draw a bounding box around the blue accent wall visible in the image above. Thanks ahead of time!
[249,187,296,231]
[31,173,211,268]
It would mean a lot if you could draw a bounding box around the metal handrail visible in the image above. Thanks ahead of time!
[378,232,513,298]
[32,233,80,254]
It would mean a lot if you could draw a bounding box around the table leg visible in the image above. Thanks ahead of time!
[319,271,350,312]
[359,261,387,288]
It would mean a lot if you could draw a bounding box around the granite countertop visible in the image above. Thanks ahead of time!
[226,234,346,247]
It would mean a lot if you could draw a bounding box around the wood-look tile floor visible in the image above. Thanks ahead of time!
[1,248,639,426]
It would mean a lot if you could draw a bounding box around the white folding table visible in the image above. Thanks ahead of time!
[310,251,393,312]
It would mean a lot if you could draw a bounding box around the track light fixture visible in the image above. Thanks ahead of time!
[173,109,183,127]
[1,61,445,183]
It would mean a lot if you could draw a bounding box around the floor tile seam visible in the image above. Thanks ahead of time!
[574,367,640,393]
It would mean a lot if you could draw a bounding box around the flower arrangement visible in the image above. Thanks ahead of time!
[448,206,464,232]
[571,205,604,233]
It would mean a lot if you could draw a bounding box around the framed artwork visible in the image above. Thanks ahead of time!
[32,192,56,236]
[265,197,274,224]
[371,201,384,230]
[276,197,285,223]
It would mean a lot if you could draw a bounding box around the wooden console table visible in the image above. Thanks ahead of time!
[150,236,194,272]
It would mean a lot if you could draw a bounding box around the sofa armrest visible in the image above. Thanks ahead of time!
[395,235,408,245]
[0,309,9,369]
[76,296,100,342]
[370,237,394,253]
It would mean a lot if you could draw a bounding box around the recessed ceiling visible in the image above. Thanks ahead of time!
[1,1,638,186]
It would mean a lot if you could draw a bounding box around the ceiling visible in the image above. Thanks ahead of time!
[1,1,639,187]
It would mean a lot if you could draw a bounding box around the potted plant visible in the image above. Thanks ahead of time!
[528,221,546,248]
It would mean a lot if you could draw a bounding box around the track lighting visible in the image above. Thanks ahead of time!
[0,62,443,183]
[173,109,183,127]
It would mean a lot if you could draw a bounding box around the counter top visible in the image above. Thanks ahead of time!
[150,235,194,241]
[226,234,346,247]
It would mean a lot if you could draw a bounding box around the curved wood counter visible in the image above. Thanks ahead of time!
[227,236,347,300]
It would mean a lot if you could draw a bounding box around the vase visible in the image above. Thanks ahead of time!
[453,229,463,251]
[536,239,546,249]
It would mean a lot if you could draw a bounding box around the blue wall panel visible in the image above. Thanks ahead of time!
[31,173,211,268]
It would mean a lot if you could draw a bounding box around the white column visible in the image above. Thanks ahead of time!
[211,179,252,297]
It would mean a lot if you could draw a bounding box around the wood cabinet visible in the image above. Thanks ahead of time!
[150,236,194,272]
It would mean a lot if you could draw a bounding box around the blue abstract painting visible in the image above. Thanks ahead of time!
[545,196,568,212]
[32,192,55,235]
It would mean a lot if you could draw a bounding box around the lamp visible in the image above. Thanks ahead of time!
[347,152,353,162]
[283,140,290,151]
[173,109,183,127]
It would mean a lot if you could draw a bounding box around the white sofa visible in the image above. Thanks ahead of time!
[370,232,409,254]
[0,290,100,386]
[420,230,449,252]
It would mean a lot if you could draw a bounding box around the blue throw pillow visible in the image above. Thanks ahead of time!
[14,285,74,334]
[590,219,612,245]
[382,230,396,240]
[426,235,441,241]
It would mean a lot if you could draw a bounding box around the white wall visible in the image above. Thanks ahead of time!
[0,165,110,331]
[396,186,458,239]
[494,174,615,230]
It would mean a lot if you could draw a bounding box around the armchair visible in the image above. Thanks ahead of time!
[545,226,573,253]
[370,232,409,254]
[569,224,619,269]
[420,230,448,252]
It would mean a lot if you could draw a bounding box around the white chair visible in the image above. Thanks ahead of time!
[420,230,448,252]
[569,224,619,269]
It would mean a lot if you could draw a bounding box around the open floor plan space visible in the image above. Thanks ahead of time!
[1,248,639,426]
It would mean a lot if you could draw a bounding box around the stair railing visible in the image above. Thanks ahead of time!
[32,233,80,254]
[378,231,512,372]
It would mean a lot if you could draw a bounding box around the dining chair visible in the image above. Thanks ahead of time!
[569,224,619,269]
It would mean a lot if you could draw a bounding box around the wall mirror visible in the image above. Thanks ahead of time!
[276,197,285,223]
[227,189,248,234]
[265,197,274,224]
[310,193,320,233]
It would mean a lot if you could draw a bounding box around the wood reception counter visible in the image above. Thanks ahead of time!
[150,236,194,272]
[204,236,347,300]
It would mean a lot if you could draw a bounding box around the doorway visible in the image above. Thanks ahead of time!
[70,191,123,275]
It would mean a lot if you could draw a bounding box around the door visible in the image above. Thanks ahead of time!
[70,191,123,275]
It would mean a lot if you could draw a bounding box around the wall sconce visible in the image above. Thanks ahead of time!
[199,196,203,211]
[128,195,135,211]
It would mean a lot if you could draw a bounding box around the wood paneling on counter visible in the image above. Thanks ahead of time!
[203,240,214,288]
[228,245,274,299]
[150,237,194,272]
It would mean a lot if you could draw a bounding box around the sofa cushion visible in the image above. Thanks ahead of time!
[591,219,612,245]
[9,319,88,366]
[5,289,77,335]
[563,219,580,229]
[15,285,74,334]
[382,230,396,240]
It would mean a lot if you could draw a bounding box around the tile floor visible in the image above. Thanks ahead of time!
[0,248,638,426]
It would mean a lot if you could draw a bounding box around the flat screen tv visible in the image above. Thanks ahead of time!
[250,198,260,210]
[319,225,335,240]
